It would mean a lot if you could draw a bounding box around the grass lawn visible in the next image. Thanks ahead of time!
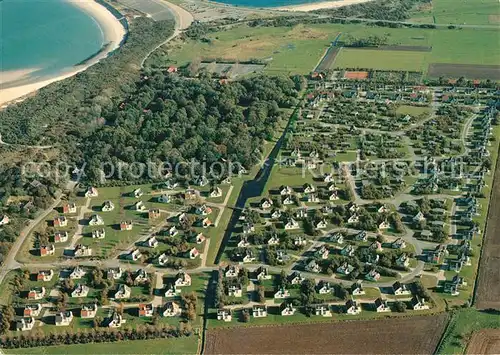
[396,105,432,117]
[334,48,429,71]
[5,336,199,355]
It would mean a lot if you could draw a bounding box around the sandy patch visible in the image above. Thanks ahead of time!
[0,68,42,85]
[276,0,375,12]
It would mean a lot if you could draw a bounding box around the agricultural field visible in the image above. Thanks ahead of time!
[475,150,500,310]
[334,48,429,72]
[428,63,500,80]
[410,0,500,25]
[466,329,500,354]
[205,314,449,354]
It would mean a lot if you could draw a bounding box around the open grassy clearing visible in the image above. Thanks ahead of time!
[5,336,199,355]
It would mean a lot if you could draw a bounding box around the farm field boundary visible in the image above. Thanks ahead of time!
[353,45,432,52]
[428,63,500,80]
[205,314,449,354]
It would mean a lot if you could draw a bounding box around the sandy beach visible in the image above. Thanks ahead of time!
[276,0,375,12]
[0,0,126,108]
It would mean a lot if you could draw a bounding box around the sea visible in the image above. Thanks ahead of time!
[0,0,105,87]
[213,0,326,7]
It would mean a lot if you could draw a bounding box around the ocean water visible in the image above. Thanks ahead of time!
[212,0,327,7]
[0,0,104,86]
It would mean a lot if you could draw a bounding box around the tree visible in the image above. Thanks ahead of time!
[240,309,250,323]
[0,305,14,334]
[256,285,265,303]
[393,301,406,312]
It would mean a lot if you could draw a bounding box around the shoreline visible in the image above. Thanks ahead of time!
[275,0,375,12]
[0,0,127,108]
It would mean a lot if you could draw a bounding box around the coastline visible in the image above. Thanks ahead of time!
[275,0,375,12]
[0,0,126,108]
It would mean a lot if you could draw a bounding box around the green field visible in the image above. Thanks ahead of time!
[334,48,429,71]
[5,336,199,355]
[410,0,500,25]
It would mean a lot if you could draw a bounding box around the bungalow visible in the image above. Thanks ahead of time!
[70,266,86,279]
[307,193,320,203]
[341,245,355,257]
[378,204,389,214]
[199,217,212,228]
[375,298,390,312]
[144,236,158,248]
[444,282,460,296]
[279,185,293,195]
[74,244,92,257]
[157,194,171,203]
[242,249,255,263]
[162,302,181,317]
[71,284,89,298]
[411,296,429,310]
[85,186,98,197]
[303,183,316,194]
[164,284,180,297]
[255,266,271,280]
[23,304,42,317]
[226,284,243,297]
[315,219,328,229]
[210,186,223,198]
[328,232,344,244]
[36,269,54,282]
[92,228,106,239]
[270,209,282,219]
[39,244,55,257]
[138,303,154,317]
[329,191,339,201]
[16,317,35,331]
[306,259,321,273]
[167,225,178,237]
[260,198,273,209]
[252,305,268,318]
[314,304,332,317]
[133,188,143,198]
[347,214,359,224]
[355,231,368,242]
[81,304,98,318]
[274,287,290,299]
[62,202,77,214]
[195,175,209,187]
[393,282,411,296]
[323,173,334,183]
[224,265,240,278]
[391,238,406,249]
[351,281,365,295]
[134,269,149,283]
[242,223,255,235]
[120,221,133,231]
[315,245,329,259]
[293,236,307,246]
[348,203,359,213]
[195,204,212,216]
[283,195,294,205]
[114,284,131,299]
[295,208,308,219]
[0,215,9,226]
[413,211,426,223]
[276,250,289,264]
[55,311,73,326]
[267,234,280,246]
[396,253,410,267]
[237,236,250,248]
[371,241,382,252]
[285,218,300,230]
[217,309,232,322]
[421,230,433,239]
[54,231,69,243]
[317,281,332,295]
[287,271,304,285]
[327,182,337,191]
[222,176,232,185]
[53,216,67,228]
[280,302,296,316]
[337,262,354,275]
[148,209,161,219]
[102,200,115,212]
[107,311,125,328]
[128,249,142,261]
[183,189,198,200]
[89,214,104,226]
[134,201,146,211]
[175,272,191,287]
[189,247,200,259]
[346,299,361,315]
[28,287,46,300]
[365,269,381,282]
[378,220,390,230]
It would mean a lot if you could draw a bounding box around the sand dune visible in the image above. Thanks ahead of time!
[0,0,126,108]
